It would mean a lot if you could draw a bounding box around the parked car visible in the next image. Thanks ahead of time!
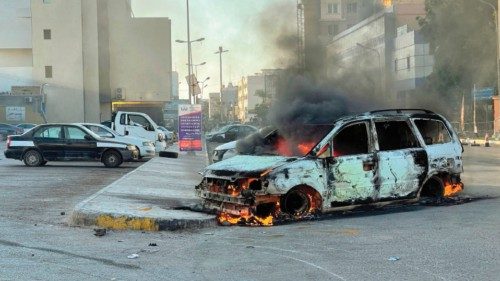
[16,123,37,133]
[4,123,138,167]
[0,123,24,141]
[196,109,464,223]
[110,111,167,152]
[101,120,112,128]
[205,124,258,143]
[79,123,155,159]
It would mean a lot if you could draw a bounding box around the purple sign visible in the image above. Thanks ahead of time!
[178,104,203,151]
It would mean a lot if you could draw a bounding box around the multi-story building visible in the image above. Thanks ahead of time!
[304,0,423,73]
[237,75,264,123]
[325,3,427,102]
[171,71,179,100]
[221,83,238,121]
[393,24,434,105]
[0,0,33,93]
[208,92,221,119]
[0,0,172,124]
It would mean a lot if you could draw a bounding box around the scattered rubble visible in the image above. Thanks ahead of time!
[127,254,139,259]
[93,228,107,237]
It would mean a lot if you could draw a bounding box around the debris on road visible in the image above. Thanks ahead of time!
[127,254,139,259]
[93,228,107,237]
[60,212,65,215]
[388,256,400,261]
[148,243,157,247]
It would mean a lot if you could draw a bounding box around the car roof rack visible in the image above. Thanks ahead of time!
[368,109,434,115]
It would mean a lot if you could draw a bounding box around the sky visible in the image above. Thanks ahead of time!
[131,0,295,99]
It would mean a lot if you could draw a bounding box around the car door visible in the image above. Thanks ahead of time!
[125,113,156,141]
[32,125,65,160]
[373,119,428,200]
[63,125,97,160]
[327,121,379,205]
[411,118,462,175]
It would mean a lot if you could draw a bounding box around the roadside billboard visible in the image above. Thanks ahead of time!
[178,104,203,151]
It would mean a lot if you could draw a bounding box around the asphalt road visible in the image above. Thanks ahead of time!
[0,141,144,225]
[0,141,499,281]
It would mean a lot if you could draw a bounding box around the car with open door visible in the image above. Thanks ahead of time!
[4,124,138,167]
[196,109,464,225]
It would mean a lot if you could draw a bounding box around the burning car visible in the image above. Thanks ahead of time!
[196,109,464,225]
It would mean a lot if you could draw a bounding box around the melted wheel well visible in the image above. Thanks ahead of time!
[421,175,444,198]
[281,185,322,216]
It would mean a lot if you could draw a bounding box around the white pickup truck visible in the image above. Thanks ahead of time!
[111,111,167,152]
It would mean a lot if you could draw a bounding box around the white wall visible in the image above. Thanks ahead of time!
[107,0,172,103]
[31,0,85,123]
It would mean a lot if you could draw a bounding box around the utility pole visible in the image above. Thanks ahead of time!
[186,0,192,104]
[214,46,228,120]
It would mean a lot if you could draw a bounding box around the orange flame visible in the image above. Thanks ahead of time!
[217,212,274,226]
[275,137,316,157]
[443,181,464,197]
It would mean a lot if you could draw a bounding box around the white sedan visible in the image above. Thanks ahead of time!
[79,123,156,158]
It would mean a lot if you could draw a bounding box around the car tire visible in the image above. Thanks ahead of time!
[102,150,123,168]
[159,151,178,158]
[40,160,48,166]
[23,150,43,167]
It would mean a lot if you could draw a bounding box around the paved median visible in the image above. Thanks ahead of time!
[70,150,216,231]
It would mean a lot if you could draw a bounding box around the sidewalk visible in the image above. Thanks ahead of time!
[70,148,216,231]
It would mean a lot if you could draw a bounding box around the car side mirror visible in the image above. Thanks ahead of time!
[84,134,93,141]
[125,130,129,135]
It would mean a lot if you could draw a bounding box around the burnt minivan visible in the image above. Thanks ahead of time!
[196,109,464,225]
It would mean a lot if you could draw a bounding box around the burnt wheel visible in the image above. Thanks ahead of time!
[102,150,122,168]
[23,150,43,167]
[159,151,178,158]
[421,176,444,198]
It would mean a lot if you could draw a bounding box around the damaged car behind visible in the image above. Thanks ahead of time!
[196,109,464,225]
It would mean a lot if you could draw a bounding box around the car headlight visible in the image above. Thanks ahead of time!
[143,141,154,146]
[127,144,136,151]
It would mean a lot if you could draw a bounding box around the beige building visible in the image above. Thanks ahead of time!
[0,0,172,123]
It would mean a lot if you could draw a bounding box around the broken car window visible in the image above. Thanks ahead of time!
[332,123,368,157]
[413,119,451,145]
[375,121,419,151]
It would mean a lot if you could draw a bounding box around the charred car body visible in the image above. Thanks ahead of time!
[196,109,464,225]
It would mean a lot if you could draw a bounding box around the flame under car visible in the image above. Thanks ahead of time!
[196,110,464,225]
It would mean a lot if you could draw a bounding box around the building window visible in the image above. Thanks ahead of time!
[45,66,52,78]
[406,56,411,69]
[327,3,338,14]
[43,29,51,40]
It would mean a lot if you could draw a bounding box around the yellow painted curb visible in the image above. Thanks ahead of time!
[96,215,159,231]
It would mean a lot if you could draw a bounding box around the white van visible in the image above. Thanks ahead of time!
[111,111,167,152]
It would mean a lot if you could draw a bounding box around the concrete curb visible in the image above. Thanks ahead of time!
[69,145,216,231]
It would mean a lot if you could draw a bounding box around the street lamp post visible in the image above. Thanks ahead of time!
[357,43,382,95]
[195,77,210,104]
[176,0,205,104]
[186,61,206,78]
[176,37,204,104]
[214,46,229,120]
